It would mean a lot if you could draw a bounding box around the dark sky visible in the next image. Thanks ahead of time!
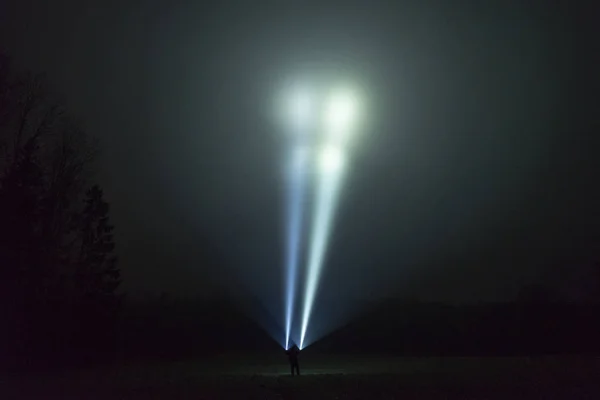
[1,0,598,304]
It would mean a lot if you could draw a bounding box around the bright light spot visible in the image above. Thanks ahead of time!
[324,88,359,143]
[318,146,344,175]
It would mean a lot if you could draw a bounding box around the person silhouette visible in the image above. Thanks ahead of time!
[285,344,300,376]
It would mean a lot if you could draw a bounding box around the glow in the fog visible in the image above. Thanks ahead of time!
[279,80,361,350]
[324,88,359,145]
[319,145,345,174]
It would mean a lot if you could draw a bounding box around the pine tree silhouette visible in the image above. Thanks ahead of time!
[77,185,121,313]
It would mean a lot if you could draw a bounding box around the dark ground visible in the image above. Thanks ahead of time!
[2,354,599,399]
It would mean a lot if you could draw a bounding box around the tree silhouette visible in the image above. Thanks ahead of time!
[0,54,122,369]
[77,185,121,315]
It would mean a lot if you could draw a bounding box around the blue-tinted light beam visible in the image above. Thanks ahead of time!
[284,147,307,349]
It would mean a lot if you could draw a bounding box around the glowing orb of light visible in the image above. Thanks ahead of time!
[324,87,359,144]
[318,145,345,175]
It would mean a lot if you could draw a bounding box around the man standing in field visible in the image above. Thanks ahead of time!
[286,344,300,376]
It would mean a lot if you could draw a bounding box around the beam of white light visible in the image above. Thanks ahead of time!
[299,146,346,349]
[284,146,309,350]
[319,145,345,174]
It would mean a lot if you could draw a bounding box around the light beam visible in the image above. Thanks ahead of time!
[282,84,313,349]
[299,84,360,349]
[299,146,345,349]
[284,146,308,349]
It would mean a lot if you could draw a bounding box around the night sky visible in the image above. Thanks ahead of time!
[1,0,598,304]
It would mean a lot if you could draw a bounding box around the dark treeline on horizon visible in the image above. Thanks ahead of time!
[0,55,121,372]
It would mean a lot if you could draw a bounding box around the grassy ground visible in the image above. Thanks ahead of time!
[2,355,599,399]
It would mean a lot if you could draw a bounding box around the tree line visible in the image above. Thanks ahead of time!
[0,54,121,371]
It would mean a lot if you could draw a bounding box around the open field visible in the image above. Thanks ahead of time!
[2,355,600,399]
